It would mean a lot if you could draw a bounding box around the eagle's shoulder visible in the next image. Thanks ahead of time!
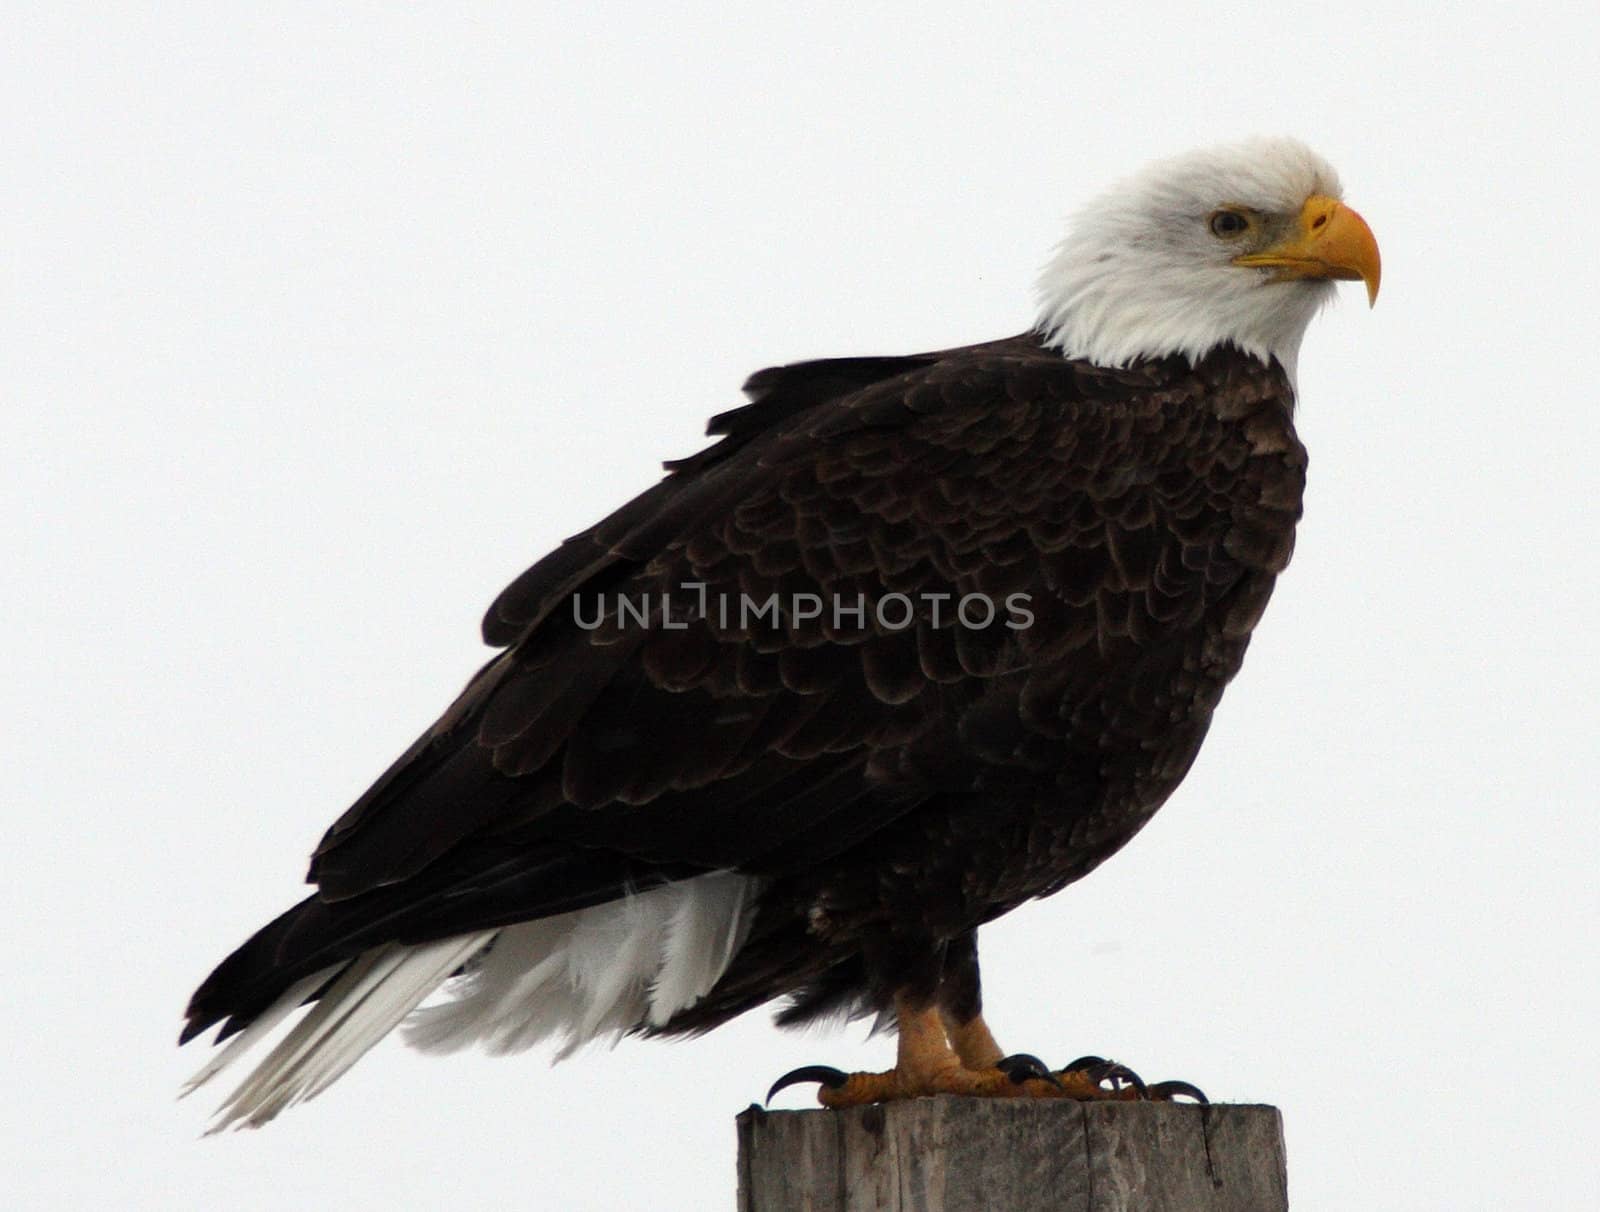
[479,336,1293,650]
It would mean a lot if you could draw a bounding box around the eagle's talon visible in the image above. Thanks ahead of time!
[1046,1056,1164,1101]
[994,1053,1062,1088]
[1090,1060,1148,1097]
[766,1064,849,1104]
[1062,1054,1108,1072]
[1147,1079,1209,1104]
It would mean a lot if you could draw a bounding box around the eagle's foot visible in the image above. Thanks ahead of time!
[763,997,1208,1107]
[767,998,1078,1106]
[764,1053,1207,1107]
[766,1055,1064,1107]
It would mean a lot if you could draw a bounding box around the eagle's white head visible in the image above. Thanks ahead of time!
[1037,137,1380,379]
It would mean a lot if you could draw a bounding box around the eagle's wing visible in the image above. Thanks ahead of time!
[185,336,1289,1044]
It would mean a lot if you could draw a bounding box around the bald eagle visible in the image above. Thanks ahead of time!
[182,137,1379,1128]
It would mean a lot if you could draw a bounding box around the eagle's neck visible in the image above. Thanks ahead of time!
[1034,236,1334,386]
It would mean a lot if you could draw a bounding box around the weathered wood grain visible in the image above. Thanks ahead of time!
[737,1098,1287,1212]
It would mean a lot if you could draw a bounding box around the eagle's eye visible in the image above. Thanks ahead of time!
[1207,209,1251,239]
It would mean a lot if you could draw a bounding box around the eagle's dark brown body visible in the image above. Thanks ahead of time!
[185,332,1304,1047]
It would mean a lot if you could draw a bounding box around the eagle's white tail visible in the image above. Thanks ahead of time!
[405,870,759,1057]
[189,933,495,1132]
[184,871,759,1130]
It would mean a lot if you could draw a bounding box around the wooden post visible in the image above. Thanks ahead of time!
[737,1098,1287,1212]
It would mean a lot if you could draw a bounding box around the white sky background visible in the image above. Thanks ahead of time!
[4,3,1597,1208]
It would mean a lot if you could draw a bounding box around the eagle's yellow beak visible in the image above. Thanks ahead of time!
[1234,195,1381,305]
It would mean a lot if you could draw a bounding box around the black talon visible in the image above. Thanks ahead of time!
[1090,1060,1148,1097]
[1061,1054,1107,1072]
[994,1053,1063,1088]
[766,1065,849,1105]
[1147,1079,1209,1104]
[1063,1056,1148,1097]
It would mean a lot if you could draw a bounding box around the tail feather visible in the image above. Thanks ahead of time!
[405,872,760,1058]
[181,871,761,1128]
[179,967,339,1098]
[650,871,756,1026]
[188,932,494,1131]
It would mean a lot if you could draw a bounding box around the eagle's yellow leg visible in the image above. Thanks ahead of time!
[942,1009,1005,1070]
[814,997,1054,1107]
